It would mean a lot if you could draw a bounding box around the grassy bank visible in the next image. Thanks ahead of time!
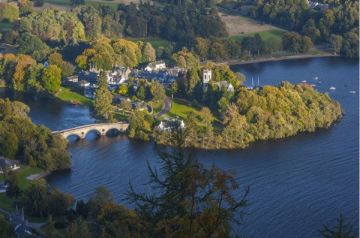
[0,166,44,212]
[55,86,92,106]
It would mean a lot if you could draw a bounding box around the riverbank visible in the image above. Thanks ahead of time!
[225,52,338,65]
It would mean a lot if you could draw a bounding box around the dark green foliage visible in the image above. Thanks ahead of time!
[22,179,74,217]
[320,215,357,238]
[0,214,13,238]
[128,110,154,141]
[127,129,249,237]
[0,98,71,171]
[94,71,113,120]
[18,33,50,61]
[250,0,359,58]
[5,171,21,198]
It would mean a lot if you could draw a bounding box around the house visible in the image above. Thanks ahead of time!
[107,66,131,85]
[78,80,90,88]
[131,67,185,87]
[202,69,212,85]
[62,75,79,87]
[307,1,329,10]
[78,70,98,85]
[0,156,20,173]
[157,119,185,132]
[145,61,166,72]
[215,81,234,92]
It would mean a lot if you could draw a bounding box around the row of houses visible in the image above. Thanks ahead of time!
[63,60,236,100]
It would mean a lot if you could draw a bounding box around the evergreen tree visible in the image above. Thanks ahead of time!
[94,71,113,120]
[126,129,249,237]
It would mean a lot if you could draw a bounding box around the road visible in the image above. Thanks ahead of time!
[157,96,172,116]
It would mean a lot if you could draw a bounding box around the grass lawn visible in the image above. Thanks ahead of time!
[56,87,92,106]
[167,98,200,119]
[0,166,44,212]
[230,29,286,43]
[17,167,44,190]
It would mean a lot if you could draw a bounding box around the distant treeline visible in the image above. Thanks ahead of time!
[245,0,359,58]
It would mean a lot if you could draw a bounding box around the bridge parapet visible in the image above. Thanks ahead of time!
[53,122,129,140]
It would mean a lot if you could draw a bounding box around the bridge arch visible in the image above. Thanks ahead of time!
[53,122,130,141]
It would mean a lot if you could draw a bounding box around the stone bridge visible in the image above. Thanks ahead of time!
[53,122,129,140]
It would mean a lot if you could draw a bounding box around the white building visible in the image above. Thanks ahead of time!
[145,61,166,72]
[202,69,212,84]
[158,119,185,132]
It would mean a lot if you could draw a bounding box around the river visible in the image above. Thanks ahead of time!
[1,57,358,238]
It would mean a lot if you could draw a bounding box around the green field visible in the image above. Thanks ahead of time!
[230,29,286,42]
[167,98,200,119]
[0,166,44,212]
[56,87,92,106]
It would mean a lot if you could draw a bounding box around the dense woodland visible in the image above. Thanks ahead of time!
[246,0,359,57]
[0,99,70,171]
[154,81,342,149]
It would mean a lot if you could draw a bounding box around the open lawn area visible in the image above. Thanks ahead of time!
[56,87,92,106]
[167,98,201,119]
[219,10,284,36]
[0,166,44,212]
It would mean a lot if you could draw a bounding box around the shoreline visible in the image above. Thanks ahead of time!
[225,53,338,65]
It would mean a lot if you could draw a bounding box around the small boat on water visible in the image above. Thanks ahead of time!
[349,91,356,94]
[329,86,336,90]
[301,80,307,83]
[314,76,319,80]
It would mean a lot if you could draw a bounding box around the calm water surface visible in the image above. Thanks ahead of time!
[1,57,358,238]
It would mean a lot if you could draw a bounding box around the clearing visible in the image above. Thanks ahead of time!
[56,86,92,106]
[218,9,284,36]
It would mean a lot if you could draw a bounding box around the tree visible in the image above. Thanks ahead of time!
[0,3,19,22]
[128,110,153,141]
[142,42,156,63]
[66,219,91,238]
[48,52,75,77]
[41,65,62,94]
[87,186,114,219]
[172,48,199,69]
[22,179,49,217]
[194,37,209,61]
[0,215,12,238]
[149,81,165,102]
[320,215,356,238]
[44,215,57,238]
[5,171,21,198]
[19,33,50,61]
[329,34,343,55]
[94,72,113,120]
[126,129,249,237]
[117,84,128,96]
